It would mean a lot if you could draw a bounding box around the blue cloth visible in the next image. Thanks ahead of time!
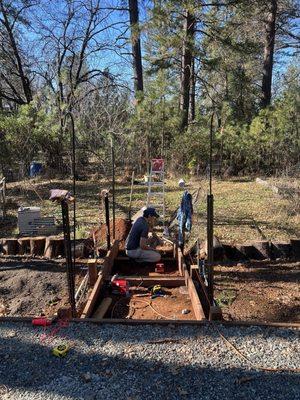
[177,190,193,246]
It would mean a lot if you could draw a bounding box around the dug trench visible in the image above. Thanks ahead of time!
[85,242,206,322]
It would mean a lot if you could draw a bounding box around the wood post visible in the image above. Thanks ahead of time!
[30,237,46,256]
[44,237,65,258]
[17,237,31,255]
[252,241,271,259]
[209,306,222,321]
[88,259,98,287]
[290,239,300,259]
[2,238,18,255]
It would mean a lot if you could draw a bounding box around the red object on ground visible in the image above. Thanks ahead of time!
[111,279,129,296]
[155,263,165,274]
[32,318,52,327]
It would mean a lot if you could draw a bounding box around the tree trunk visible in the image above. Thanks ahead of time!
[128,0,144,96]
[0,2,33,104]
[189,57,196,122]
[261,0,277,108]
[180,10,195,129]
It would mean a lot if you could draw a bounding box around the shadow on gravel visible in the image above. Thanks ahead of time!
[0,324,299,400]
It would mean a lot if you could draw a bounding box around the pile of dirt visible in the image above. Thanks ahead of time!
[0,259,77,317]
[92,218,132,250]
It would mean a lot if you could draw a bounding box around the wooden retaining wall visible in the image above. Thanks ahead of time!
[0,236,93,258]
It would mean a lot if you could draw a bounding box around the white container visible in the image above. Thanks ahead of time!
[18,207,41,234]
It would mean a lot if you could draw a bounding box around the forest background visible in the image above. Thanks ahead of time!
[0,0,299,178]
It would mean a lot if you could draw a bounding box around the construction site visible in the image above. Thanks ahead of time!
[0,158,299,325]
[0,158,299,399]
[0,0,299,398]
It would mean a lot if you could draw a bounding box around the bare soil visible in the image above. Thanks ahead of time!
[109,286,195,320]
[0,257,82,317]
[214,260,300,322]
[92,218,132,250]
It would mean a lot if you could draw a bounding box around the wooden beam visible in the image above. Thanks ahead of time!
[87,259,98,287]
[81,240,119,318]
[0,316,299,329]
[93,297,112,319]
[102,240,119,278]
[80,271,105,318]
[123,276,186,287]
[180,251,205,320]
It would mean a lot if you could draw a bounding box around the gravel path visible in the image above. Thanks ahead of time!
[0,322,299,400]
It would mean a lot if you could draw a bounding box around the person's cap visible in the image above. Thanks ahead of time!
[143,207,160,218]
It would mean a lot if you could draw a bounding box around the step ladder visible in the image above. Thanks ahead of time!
[146,158,165,225]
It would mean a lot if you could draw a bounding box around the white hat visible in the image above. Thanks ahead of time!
[178,179,185,188]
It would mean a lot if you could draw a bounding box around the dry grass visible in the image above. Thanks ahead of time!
[1,176,299,243]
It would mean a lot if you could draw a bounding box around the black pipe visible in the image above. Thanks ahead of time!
[103,192,111,250]
[65,111,76,269]
[61,199,76,317]
[111,137,116,239]
[207,110,215,305]
[207,195,214,304]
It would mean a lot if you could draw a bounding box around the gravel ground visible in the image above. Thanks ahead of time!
[0,322,299,400]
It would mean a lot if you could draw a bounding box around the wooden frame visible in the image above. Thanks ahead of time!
[80,241,119,318]
[80,243,206,321]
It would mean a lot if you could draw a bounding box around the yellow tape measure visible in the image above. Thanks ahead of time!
[52,344,70,357]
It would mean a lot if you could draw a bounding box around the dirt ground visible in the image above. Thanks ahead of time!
[214,260,300,322]
[92,218,132,250]
[109,286,195,320]
[0,257,82,317]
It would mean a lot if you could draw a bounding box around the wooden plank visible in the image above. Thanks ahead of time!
[70,319,300,328]
[30,237,46,256]
[2,238,19,255]
[87,259,98,287]
[115,256,175,262]
[92,297,112,319]
[185,272,205,320]
[81,240,119,318]
[0,316,299,329]
[17,237,31,255]
[80,271,105,318]
[177,247,184,276]
[179,250,205,320]
[102,240,119,278]
[124,276,185,287]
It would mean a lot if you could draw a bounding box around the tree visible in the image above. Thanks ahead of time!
[128,0,144,95]
[180,8,195,128]
[0,0,35,106]
[261,0,278,108]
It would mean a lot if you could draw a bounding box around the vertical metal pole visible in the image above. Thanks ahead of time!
[61,199,76,317]
[207,194,214,304]
[128,171,135,220]
[66,112,76,268]
[111,137,116,239]
[207,111,215,305]
[102,192,111,250]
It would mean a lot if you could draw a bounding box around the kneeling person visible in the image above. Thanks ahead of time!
[126,208,161,263]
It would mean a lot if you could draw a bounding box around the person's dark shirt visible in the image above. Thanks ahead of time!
[126,217,149,250]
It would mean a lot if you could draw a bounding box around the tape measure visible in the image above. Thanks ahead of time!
[52,344,69,357]
[151,285,162,295]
